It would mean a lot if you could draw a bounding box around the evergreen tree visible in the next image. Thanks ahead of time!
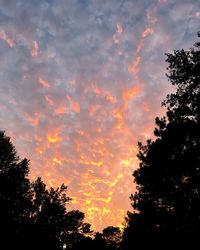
[122,33,200,248]
[26,177,70,250]
[0,131,92,250]
[64,210,93,250]
[0,131,32,248]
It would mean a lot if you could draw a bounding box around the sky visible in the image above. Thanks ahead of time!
[0,0,200,231]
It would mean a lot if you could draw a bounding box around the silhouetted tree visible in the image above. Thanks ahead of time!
[92,226,122,250]
[23,178,93,250]
[101,226,122,250]
[0,131,93,250]
[67,225,122,250]
[0,131,32,249]
[25,177,71,250]
[63,210,93,250]
[122,33,200,248]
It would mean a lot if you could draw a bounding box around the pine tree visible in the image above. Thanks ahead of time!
[122,33,200,248]
[0,131,32,248]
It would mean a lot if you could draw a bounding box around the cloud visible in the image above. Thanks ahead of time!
[0,0,200,231]
[0,29,15,47]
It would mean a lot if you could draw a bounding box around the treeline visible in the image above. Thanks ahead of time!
[1,33,200,249]
[0,130,122,250]
[0,129,125,250]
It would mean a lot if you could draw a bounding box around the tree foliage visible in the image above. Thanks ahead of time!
[0,131,32,248]
[122,33,200,248]
[0,131,91,250]
[92,226,122,250]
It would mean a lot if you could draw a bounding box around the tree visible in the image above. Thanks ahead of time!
[26,178,93,250]
[92,226,122,250]
[0,131,92,250]
[63,209,93,250]
[122,33,200,248]
[26,177,71,250]
[0,131,32,249]
[101,226,122,250]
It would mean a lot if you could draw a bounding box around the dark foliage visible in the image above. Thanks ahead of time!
[0,131,91,250]
[0,131,32,249]
[67,226,121,250]
[122,33,200,248]
[92,226,122,250]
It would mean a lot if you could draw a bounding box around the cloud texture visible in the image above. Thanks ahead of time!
[0,0,200,230]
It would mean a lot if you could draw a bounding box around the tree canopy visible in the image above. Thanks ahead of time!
[122,33,200,248]
[0,131,32,249]
[0,131,92,250]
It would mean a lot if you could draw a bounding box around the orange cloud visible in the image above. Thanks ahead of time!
[89,104,101,117]
[120,157,134,168]
[45,95,54,106]
[80,159,103,168]
[105,94,116,104]
[113,108,124,130]
[128,56,141,75]
[123,85,141,101]
[106,174,124,188]
[92,82,101,95]
[113,110,123,120]
[25,112,39,127]
[36,147,44,155]
[142,27,154,38]
[55,106,67,114]
[136,27,154,54]
[0,30,15,48]
[96,196,112,204]
[91,83,116,104]
[47,136,62,143]
[47,131,62,143]
[123,85,141,109]
[66,95,80,113]
[38,78,50,88]
[142,102,151,112]
[52,157,62,165]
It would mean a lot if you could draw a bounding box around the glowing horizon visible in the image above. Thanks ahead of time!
[0,0,199,231]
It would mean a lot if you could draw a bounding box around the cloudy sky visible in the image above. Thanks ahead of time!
[0,0,200,231]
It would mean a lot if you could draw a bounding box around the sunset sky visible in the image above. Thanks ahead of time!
[0,0,200,231]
